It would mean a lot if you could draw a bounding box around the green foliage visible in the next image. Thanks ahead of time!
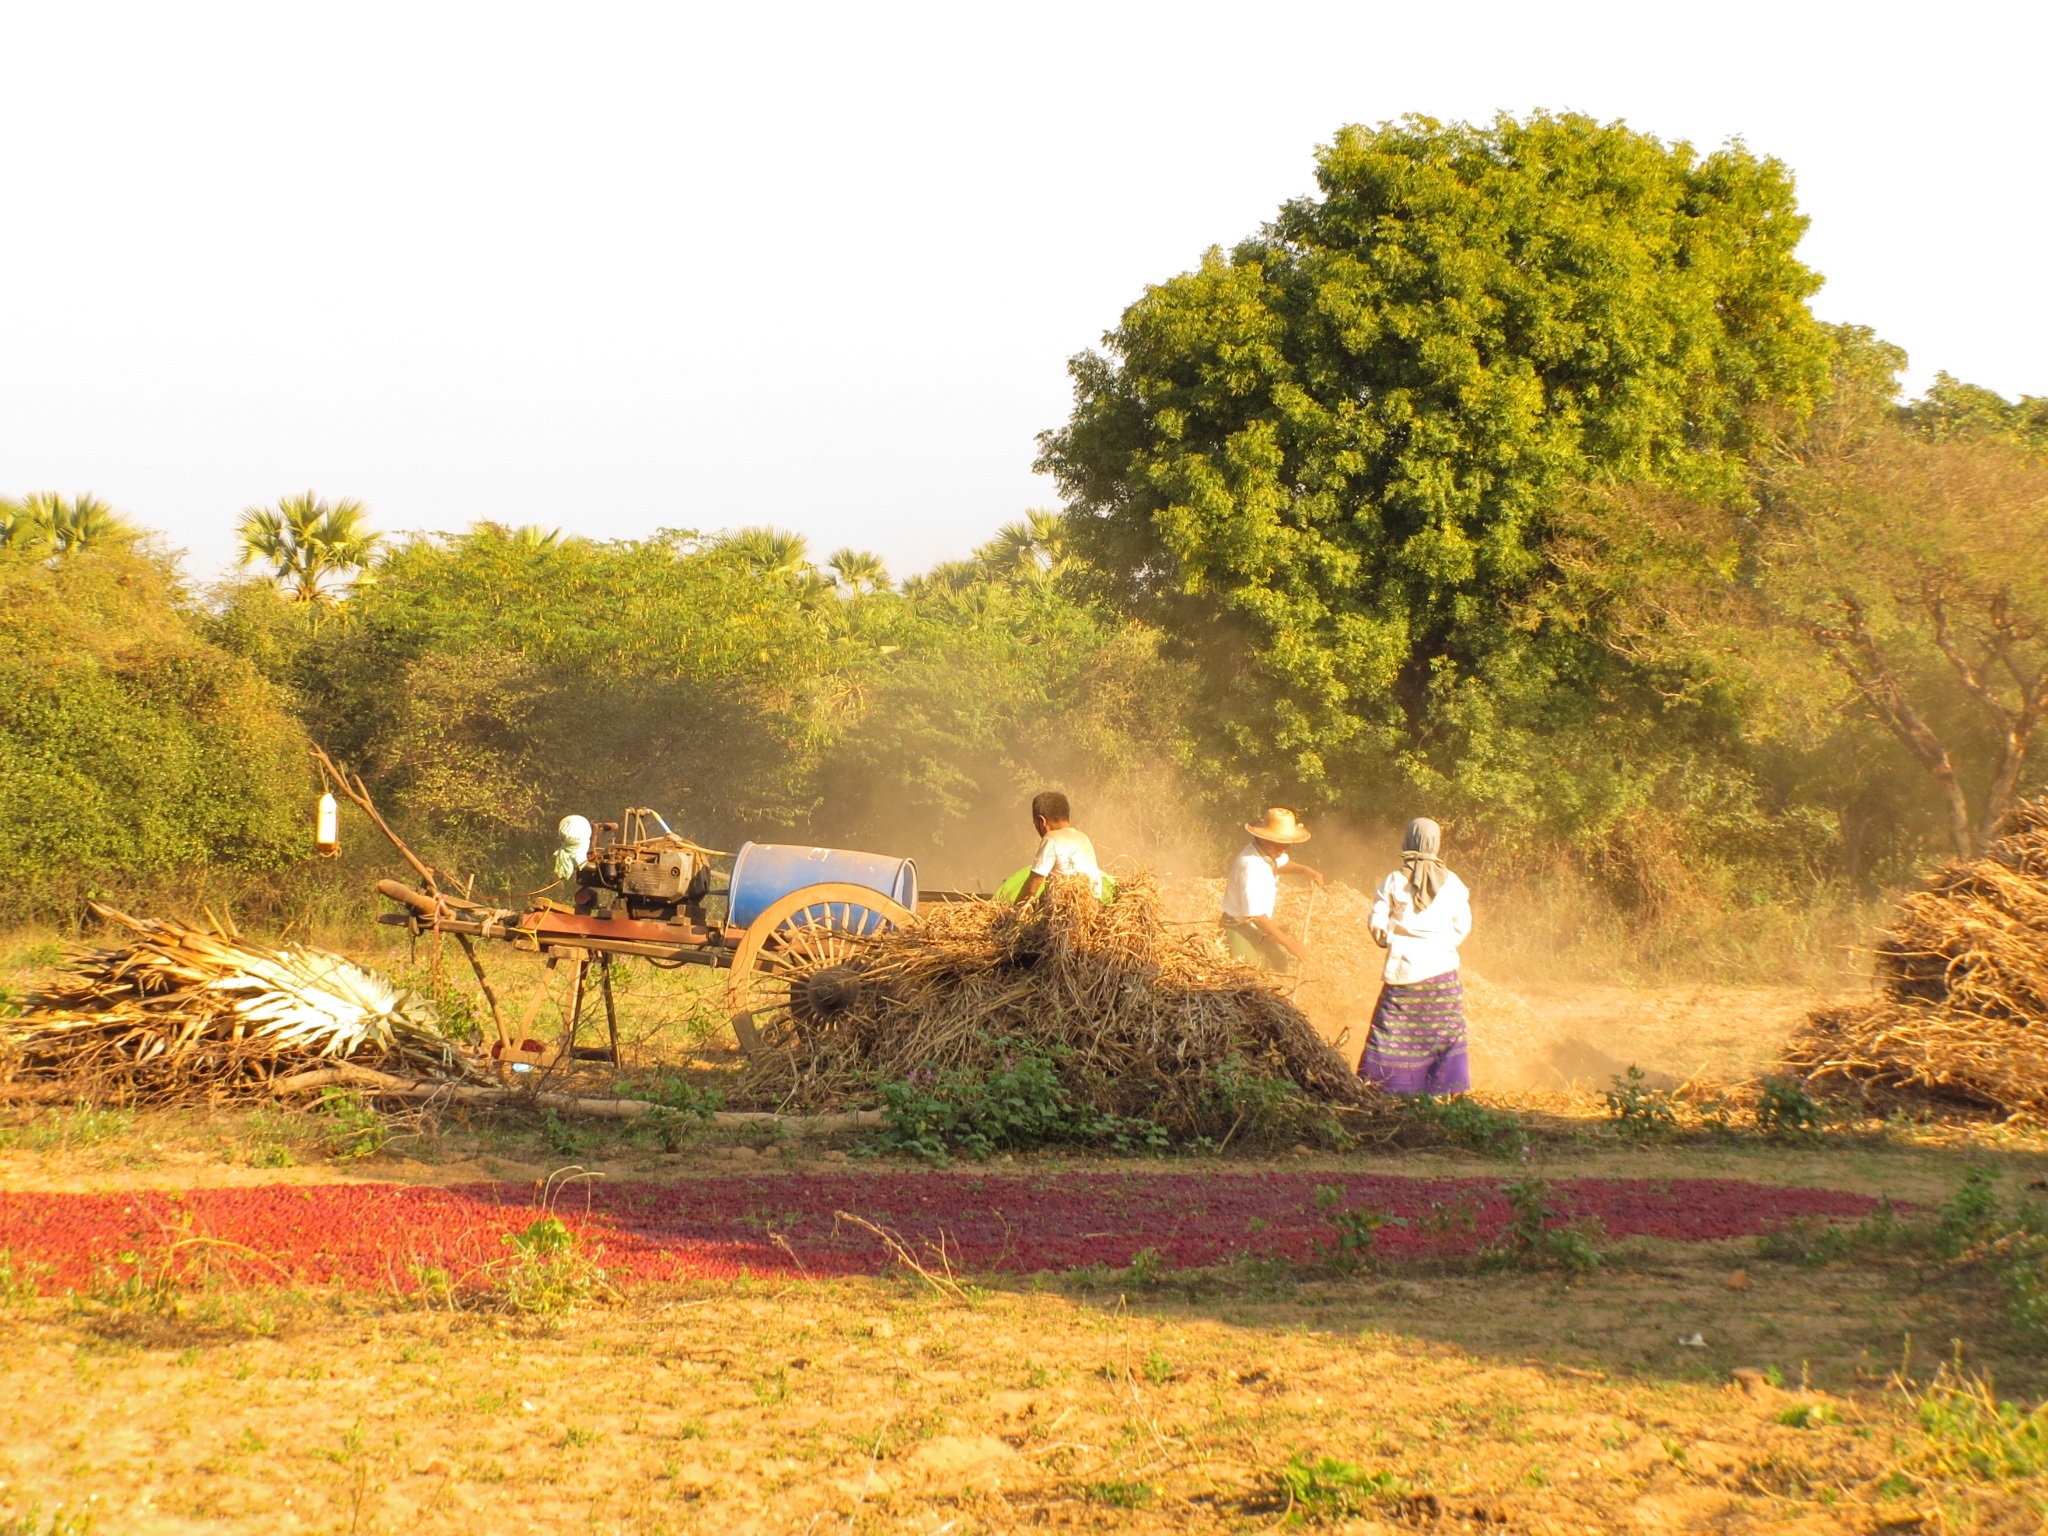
[1602,1066,1677,1139]
[0,1249,50,1305]
[1088,1479,1157,1508]
[1198,1055,1337,1149]
[1276,1452,1411,1521]
[1755,1197,1910,1266]
[0,1503,95,1536]
[315,1087,388,1160]
[0,491,136,554]
[619,1076,724,1152]
[237,492,380,603]
[1907,1364,2048,1482]
[1935,1165,2004,1258]
[0,546,310,915]
[1314,1184,1405,1271]
[1900,373,2048,453]
[1041,110,1830,840]
[875,1042,1168,1163]
[496,1215,611,1315]
[1754,1076,1826,1140]
[1480,1179,1600,1272]
[1399,1093,1528,1158]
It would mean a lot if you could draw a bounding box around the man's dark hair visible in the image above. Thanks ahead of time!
[1031,790,1071,825]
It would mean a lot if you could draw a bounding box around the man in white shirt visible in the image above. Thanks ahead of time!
[1219,807,1324,971]
[1017,790,1106,901]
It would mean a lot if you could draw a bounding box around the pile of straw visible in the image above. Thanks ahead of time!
[1,904,482,1104]
[1785,798,2048,1114]
[738,875,1390,1136]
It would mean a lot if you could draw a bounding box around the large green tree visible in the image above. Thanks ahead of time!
[1039,112,1833,812]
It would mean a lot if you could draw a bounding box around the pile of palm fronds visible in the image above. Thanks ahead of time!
[1785,798,2048,1115]
[0,904,484,1104]
[737,875,1392,1137]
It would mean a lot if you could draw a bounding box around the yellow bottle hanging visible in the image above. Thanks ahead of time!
[316,791,340,857]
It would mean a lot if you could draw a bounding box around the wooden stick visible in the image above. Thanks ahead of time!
[455,933,512,1052]
[267,1065,882,1131]
[600,955,621,1064]
[309,743,443,899]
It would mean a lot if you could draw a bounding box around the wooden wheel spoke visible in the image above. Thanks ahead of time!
[724,882,917,1056]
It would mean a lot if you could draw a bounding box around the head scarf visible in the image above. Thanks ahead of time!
[1401,817,1447,911]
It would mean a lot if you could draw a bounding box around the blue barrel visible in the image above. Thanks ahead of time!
[725,842,918,931]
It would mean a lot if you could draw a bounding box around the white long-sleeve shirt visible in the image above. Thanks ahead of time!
[1369,869,1471,984]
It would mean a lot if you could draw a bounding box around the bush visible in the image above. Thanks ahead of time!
[0,547,310,916]
[1480,1180,1600,1273]
[1603,1066,1677,1139]
[496,1216,612,1316]
[1755,1076,1827,1140]
[1401,1094,1528,1159]
[1314,1185,1404,1273]
[876,1042,1167,1163]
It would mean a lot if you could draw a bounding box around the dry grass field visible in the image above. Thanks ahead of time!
[3,1104,2048,1534]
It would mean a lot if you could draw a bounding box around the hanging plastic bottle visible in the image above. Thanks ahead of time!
[316,791,340,857]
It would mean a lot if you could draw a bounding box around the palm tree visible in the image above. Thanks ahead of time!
[975,508,1070,584]
[718,526,813,582]
[827,548,891,595]
[1,492,135,553]
[238,493,381,602]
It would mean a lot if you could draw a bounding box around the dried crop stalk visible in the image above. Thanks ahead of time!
[0,904,484,1105]
[1786,796,2048,1114]
[734,873,1394,1138]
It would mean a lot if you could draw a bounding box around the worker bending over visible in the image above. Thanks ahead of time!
[1017,790,1106,901]
[1220,807,1324,971]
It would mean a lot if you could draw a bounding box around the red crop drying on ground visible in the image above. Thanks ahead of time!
[0,1173,1882,1294]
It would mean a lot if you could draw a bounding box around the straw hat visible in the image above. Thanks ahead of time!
[1245,807,1311,845]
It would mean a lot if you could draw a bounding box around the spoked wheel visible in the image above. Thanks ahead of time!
[724,882,913,1055]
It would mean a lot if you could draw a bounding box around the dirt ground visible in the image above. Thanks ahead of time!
[4,1104,2048,1534]
[4,922,2043,1533]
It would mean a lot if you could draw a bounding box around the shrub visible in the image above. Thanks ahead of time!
[1755,1076,1826,1140]
[1905,1363,2048,1481]
[1313,1185,1405,1273]
[1480,1180,1600,1273]
[1401,1094,1528,1159]
[1603,1066,1676,1139]
[496,1216,611,1316]
[315,1088,388,1159]
[876,1042,1167,1163]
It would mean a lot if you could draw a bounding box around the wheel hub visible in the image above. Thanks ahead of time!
[798,965,863,1016]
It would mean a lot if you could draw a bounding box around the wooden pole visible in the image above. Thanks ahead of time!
[455,933,512,1053]
[600,954,621,1065]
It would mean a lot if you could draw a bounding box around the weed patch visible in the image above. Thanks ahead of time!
[1400,1094,1527,1159]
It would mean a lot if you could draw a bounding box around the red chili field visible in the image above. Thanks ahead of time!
[0,1171,1883,1294]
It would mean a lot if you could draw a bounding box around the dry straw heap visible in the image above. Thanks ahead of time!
[1,904,481,1104]
[1787,797,2048,1115]
[738,874,1389,1135]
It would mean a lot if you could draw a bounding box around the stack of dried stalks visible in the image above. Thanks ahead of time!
[0,904,482,1104]
[739,874,1392,1136]
[1786,798,2048,1114]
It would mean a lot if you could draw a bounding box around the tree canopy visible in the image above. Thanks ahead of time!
[1040,112,1833,808]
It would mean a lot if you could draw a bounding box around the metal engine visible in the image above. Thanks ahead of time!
[574,808,717,923]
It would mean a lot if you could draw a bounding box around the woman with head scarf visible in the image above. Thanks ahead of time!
[1360,818,1474,1096]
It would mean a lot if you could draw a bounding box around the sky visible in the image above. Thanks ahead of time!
[2,0,2042,585]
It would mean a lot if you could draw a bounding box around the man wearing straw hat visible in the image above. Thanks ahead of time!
[1220,808,1325,971]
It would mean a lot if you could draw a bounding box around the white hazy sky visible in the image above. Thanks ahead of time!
[3,1,2042,584]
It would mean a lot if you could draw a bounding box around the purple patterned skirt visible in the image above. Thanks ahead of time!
[1360,970,1470,1096]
